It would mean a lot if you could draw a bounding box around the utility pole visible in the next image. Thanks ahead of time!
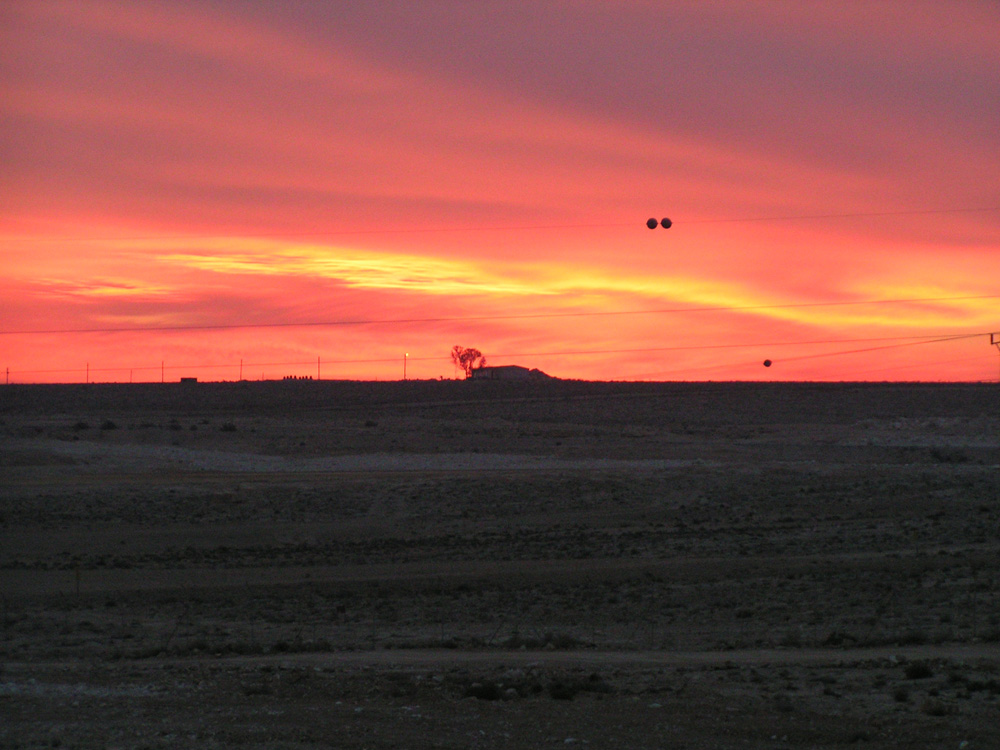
[404,352,408,381]
[317,357,321,380]
[86,362,89,384]
[239,359,243,381]
[992,333,1000,382]
[161,361,164,383]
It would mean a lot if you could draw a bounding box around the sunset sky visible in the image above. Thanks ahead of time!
[2,1,998,382]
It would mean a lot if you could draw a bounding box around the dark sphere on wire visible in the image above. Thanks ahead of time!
[660,218,672,229]
[763,359,772,368]
[646,218,658,229]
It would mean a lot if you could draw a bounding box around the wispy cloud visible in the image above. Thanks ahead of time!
[162,246,549,296]
[32,278,175,299]
[2,1,997,381]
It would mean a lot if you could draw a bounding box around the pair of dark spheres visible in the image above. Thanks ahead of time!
[646,217,672,229]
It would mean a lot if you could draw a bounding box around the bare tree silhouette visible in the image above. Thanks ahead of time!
[451,346,486,379]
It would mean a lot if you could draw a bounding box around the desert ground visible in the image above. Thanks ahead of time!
[1,379,998,749]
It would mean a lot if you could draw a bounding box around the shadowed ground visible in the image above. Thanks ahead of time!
[1,381,998,748]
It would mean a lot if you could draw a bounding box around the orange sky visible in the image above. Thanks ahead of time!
[2,1,998,382]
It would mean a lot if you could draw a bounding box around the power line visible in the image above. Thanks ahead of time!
[5,331,991,376]
[3,206,997,244]
[624,332,987,380]
[9,357,403,376]
[767,333,981,363]
[683,206,1000,225]
[484,332,992,360]
[1,295,995,336]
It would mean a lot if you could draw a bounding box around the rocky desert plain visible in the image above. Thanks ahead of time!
[1,379,998,749]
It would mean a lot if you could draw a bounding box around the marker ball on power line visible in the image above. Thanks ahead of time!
[646,218,658,229]
[660,218,672,229]
[763,359,772,367]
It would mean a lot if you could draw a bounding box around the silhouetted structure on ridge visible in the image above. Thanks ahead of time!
[469,365,552,381]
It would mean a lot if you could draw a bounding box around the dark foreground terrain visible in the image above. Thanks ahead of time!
[1,380,998,748]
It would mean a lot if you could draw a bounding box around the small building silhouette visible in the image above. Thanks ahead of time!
[469,365,552,381]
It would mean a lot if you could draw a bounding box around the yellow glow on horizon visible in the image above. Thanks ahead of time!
[154,240,997,335]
